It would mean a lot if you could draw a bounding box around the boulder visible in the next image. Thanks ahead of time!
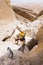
[29,41,43,65]
[36,26,43,41]
[0,48,30,65]
[0,41,43,65]
[13,6,37,21]
[0,0,16,41]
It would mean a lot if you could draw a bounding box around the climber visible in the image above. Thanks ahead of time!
[15,31,26,52]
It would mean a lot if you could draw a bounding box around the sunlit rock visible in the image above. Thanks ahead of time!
[29,42,43,65]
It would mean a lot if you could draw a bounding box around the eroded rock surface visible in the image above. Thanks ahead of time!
[36,26,43,41]
[0,0,16,41]
[0,41,43,65]
[29,41,43,65]
[0,47,30,65]
[0,1,43,65]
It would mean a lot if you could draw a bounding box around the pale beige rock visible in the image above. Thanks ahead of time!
[0,0,15,23]
[29,42,43,65]
[0,0,16,41]
[36,26,43,41]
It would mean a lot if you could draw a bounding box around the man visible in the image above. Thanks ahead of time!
[15,31,25,52]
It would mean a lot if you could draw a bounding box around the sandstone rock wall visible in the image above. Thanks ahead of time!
[0,0,16,41]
